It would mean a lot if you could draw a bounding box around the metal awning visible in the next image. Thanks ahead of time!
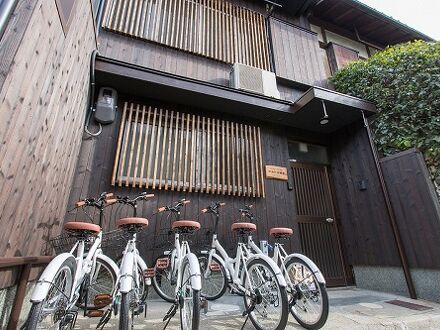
[290,86,376,133]
[95,56,376,133]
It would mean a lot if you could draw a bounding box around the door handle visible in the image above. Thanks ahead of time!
[326,218,334,223]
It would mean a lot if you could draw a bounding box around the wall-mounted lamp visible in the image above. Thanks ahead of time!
[319,100,330,125]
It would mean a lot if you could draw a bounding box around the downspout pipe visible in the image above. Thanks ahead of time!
[361,111,417,299]
[0,0,19,41]
[264,1,281,73]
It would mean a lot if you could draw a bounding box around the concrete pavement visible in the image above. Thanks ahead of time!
[73,287,440,329]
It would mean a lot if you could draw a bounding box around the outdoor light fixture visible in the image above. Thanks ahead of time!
[319,100,330,125]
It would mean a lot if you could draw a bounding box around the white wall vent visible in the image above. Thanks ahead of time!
[230,63,280,99]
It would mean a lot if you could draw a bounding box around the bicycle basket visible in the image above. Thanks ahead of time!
[47,232,80,254]
[101,228,129,258]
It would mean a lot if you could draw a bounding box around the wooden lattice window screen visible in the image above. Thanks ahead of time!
[111,102,266,197]
[102,0,270,70]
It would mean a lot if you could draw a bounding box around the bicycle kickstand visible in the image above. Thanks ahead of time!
[162,302,179,330]
[240,289,262,330]
[96,308,112,330]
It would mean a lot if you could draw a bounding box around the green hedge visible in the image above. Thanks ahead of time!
[331,40,440,198]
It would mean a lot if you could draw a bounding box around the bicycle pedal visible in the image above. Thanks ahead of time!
[144,267,155,278]
[133,304,144,316]
[156,258,170,269]
[87,310,105,318]
[209,262,221,272]
[94,294,112,308]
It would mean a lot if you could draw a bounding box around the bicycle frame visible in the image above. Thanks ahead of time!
[203,233,269,294]
[167,232,202,294]
[250,239,326,285]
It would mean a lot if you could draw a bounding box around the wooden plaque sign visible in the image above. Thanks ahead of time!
[265,165,288,181]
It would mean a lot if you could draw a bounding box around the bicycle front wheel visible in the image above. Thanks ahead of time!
[286,257,329,329]
[26,260,74,329]
[119,291,134,330]
[179,256,200,330]
[152,254,176,302]
[243,259,288,330]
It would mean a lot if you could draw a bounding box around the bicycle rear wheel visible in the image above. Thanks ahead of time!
[243,259,288,330]
[286,257,329,329]
[179,255,200,330]
[152,254,176,302]
[26,260,74,329]
[78,256,117,310]
[197,252,227,300]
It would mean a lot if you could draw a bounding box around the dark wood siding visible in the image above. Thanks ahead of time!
[381,149,440,269]
[99,30,231,86]
[0,0,96,287]
[330,122,401,267]
[65,96,302,264]
[270,18,327,86]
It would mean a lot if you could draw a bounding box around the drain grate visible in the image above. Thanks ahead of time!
[386,299,433,311]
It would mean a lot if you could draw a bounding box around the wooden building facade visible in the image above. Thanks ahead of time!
[0,1,437,323]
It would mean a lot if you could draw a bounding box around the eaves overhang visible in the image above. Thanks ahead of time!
[95,56,376,133]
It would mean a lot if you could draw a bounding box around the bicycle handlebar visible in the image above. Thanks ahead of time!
[73,191,115,210]
[201,201,226,214]
[157,199,190,214]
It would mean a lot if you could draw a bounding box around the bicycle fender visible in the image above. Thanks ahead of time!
[245,254,287,287]
[31,253,77,302]
[136,254,151,286]
[119,252,135,293]
[185,253,202,291]
[284,254,326,284]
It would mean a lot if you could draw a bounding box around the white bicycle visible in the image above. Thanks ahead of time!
[151,199,202,330]
[197,202,289,330]
[24,192,119,329]
[100,192,154,330]
[240,205,329,330]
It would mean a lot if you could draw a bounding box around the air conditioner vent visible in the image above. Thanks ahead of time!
[230,63,280,99]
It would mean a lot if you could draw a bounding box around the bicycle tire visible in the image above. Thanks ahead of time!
[25,260,74,329]
[152,254,176,302]
[197,252,227,301]
[243,258,289,330]
[119,291,134,330]
[286,257,329,329]
[179,256,200,330]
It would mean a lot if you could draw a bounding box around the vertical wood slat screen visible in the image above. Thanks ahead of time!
[292,165,333,217]
[111,102,266,197]
[102,0,270,70]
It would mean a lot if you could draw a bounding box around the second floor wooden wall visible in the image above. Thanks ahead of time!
[97,0,329,101]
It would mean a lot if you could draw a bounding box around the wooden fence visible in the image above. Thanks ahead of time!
[102,0,270,70]
[381,149,440,269]
[111,102,265,197]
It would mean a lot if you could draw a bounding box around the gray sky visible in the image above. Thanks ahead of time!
[358,0,440,40]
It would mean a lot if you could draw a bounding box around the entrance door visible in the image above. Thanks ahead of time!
[291,162,347,286]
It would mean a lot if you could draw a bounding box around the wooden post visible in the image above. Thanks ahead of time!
[7,264,31,330]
